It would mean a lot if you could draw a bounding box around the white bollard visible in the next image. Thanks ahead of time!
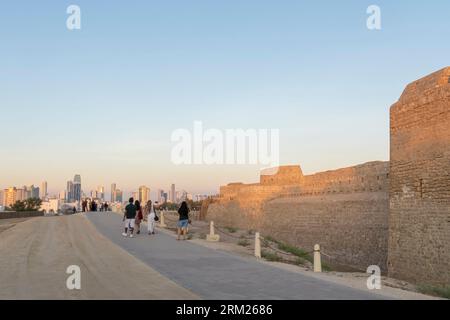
[160,211,167,228]
[313,244,322,273]
[254,232,261,259]
[210,221,215,236]
[206,221,220,242]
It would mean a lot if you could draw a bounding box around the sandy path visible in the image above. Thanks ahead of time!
[0,214,199,300]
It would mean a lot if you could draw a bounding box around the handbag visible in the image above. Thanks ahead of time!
[154,209,160,222]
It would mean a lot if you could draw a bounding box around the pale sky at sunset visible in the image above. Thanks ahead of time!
[1,1,449,198]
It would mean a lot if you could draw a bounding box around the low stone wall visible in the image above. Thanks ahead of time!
[0,211,44,219]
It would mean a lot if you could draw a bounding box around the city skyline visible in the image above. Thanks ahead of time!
[0,178,211,206]
[1,2,450,193]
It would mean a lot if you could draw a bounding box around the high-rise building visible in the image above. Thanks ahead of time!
[22,186,30,200]
[157,189,164,203]
[111,183,116,202]
[4,187,18,207]
[97,186,105,200]
[0,190,4,206]
[59,190,66,201]
[138,186,150,204]
[90,190,98,199]
[30,185,40,199]
[73,174,81,202]
[177,190,188,202]
[171,184,176,203]
[115,189,123,203]
[40,181,48,199]
[16,188,25,202]
[67,181,74,202]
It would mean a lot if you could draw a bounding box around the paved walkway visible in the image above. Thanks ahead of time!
[86,212,385,300]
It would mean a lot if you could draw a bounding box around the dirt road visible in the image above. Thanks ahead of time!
[0,214,198,300]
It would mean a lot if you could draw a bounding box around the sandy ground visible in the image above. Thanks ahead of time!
[0,214,199,300]
[0,218,30,233]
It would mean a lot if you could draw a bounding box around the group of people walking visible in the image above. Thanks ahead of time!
[122,198,191,240]
[82,199,109,212]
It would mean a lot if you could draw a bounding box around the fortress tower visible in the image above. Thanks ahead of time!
[260,166,304,186]
[388,67,450,286]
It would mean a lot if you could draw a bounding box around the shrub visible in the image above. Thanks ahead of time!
[238,239,250,247]
[263,235,278,244]
[417,285,450,299]
[225,226,237,233]
[277,242,311,262]
[294,257,307,266]
[10,198,42,212]
[261,250,282,262]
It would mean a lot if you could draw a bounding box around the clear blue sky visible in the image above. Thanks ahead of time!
[1,1,449,197]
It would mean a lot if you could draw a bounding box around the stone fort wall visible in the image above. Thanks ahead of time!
[207,161,390,272]
[388,67,450,286]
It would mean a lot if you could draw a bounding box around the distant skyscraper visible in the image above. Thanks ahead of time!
[21,186,30,200]
[177,190,187,202]
[115,189,123,203]
[30,185,40,199]
[16,188,25,201]
[97,186,105,200]
[74,174,81,184]
[73,174,81,202]
[139,186,150,204]
[59,190,66,201]
[4,187,18,207]
[171,184,176,203]
[111,183,116,202]
[40,181,47,199]
[67,181,74,202]
[157,189,164,203]
[91,190,99,199]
